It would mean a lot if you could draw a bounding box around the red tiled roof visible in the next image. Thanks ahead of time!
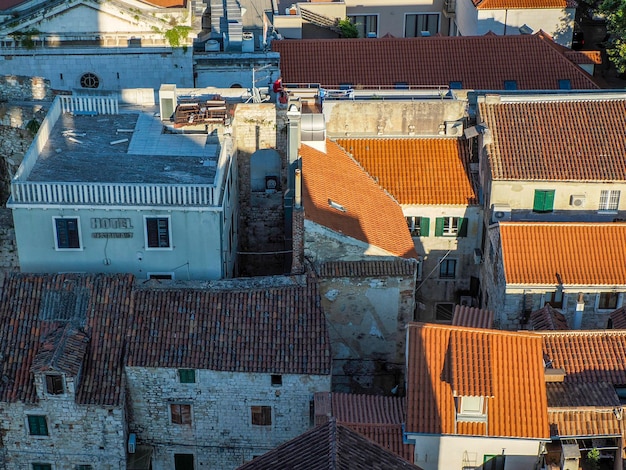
[479,98,626,181]
[0,273,135,405]
[31,325,90,375]
[499,223,626,286]
[546,382,620,408]
[540,330,626,384]
[127,277,331,375]
[406,323,549,439]
[317,259,418,277]
[335,138,478,206]
[237,419,422,470]
[0,0,25,10]
[530,304,570,330]
[609,307,626,329]
[549,409,622,438]
[452,305,494,328]
[272,35,599,90]
[473,0,576,9]
[301,140,418,259]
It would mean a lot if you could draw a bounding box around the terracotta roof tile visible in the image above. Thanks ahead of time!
[314,392,415,463]
[499,222,626,285]
[406,323,549,439]
[549,409,622,438]
[272,35,599,90]
[335,138,478,206]
[237,419,422,470]
[31,325,90,375]
[127,277,331,375]
[540,330,626,384]
[0,273,134,405]
[546,382,620,408]
[479,99,626,181]
[608,307,626,329]
[301,140,418,259]
[452,305,495,328]
[473,0,576,9]
[530,305,570,330]
[317,259,418,278]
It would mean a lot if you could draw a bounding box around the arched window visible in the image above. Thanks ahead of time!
[80,72,100,89]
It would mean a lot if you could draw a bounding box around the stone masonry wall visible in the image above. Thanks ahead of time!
[233,103,289,276]
[0,75,52,101]
[126,367,331,469]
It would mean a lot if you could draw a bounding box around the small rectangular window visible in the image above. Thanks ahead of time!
[54,217,81,249]
[533,190,555,213]
[405,13,440,37]
[146,217,171,249]
[45,375,64,395]
[32,464,52,470]
[348,15,378,38]
[449,81,463,89]
[558,79,571,90]
[170,404,192,425]
[28,415,49,436]
[406,216,430,237]
[435,302,455,322]
[178,369,196,384]
[504,80,518,90]
[271,374,282,387]
[439,259,457,279]
[598,292,619,310]
[75,466,94,470]
[599,190,620,211]
[435,217,467,237]
[251,405,272,426]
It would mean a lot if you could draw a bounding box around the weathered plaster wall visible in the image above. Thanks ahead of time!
[126,367,330,469]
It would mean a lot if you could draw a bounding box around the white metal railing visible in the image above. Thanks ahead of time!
[59,95,119,114]
[11,181,217,206]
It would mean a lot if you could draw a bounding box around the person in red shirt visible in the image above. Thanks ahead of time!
[273,76,283,93]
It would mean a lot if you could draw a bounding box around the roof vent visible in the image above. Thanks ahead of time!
[328,199,346,212]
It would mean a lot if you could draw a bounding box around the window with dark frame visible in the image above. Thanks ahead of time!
[28,415,49,436]
[55,218,80,249]
[405,13,440,37]
[439,259,457,279]
[45,374,64,395]
[599,292,619,310]
[348,15,378,38]
[435,303,455,322]
[80,72,99,89]
[170,404,192,425]
[32,464,52,470]
[75,465,94,470]
[251,405,272,426]
[435,217,467,237]
[146,217,171,248]
[271,374,282,387]
[178,369,196,384]
[406,216,430,237]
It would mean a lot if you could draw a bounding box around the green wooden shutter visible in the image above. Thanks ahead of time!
[533,190,555,212]
[420,217,430,237]
[544,190,555,211]
[435,217,444,236]
[533,190,545,211]
[457,218,468,237]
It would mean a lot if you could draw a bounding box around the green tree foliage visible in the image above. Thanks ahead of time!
[599,0,626,73]
[338,18,359,38]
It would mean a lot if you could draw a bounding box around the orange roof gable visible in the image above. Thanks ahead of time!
[499,222,626,285]
[474,0,576,9]
[480,99,626,181]
[301,140,418,259]
[406,323,549,439]
[272,35,599,90]
[335,138,478,206]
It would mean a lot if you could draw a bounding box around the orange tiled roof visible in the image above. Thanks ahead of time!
[272,35,599,90]
[530,304,570,330]
[473,0,576,9]
[452,305,495,328]
[406,323,549,439]
[549,409,622,438]
[301,140,418,259]
[540,330,626,384]
[499,222,626,285]
[335,138,478,206]
[479,99,626,181]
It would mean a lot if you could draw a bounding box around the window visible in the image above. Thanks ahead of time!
[145,216,171,249]
[178,369,196,383]
[558,79,571,90]
[174,454,194,470]
[251,405,272,426]
[599,190,620,211]
[271,374,282,387]
[545,291,563,309]
[449,81,463,89]
[348,15,378,38]
[406,216,430,237]
[148,273,174,280]
[439,259,457,279]
[45,374,64,395]
[54,217,81,249]
[435,303,455,322]
[405,13,439,37]
[460,396,484,414]
[598,292,619,310]
[435,217,467,237]
[170,404,192,425]
[75,466,93,470]
[533,189,555,213]
[504,80,518,90]
[32,464,52,470]
[28,415,49,436]
[80,72,99,89]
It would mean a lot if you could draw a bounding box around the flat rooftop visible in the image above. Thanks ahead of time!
[26,111,220,184]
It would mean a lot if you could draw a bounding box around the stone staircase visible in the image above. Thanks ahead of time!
[299,7,342,35]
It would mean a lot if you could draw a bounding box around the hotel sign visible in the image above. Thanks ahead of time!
[90,217,134,239]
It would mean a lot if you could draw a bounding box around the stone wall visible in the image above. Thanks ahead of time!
[0,75,52,101]
[126,367,330,469]
[233,103,289,276]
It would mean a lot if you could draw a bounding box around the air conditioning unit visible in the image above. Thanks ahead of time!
[128,433,136,454]
[570,194,586,207]
[491,204,512,222]
[473,248,483,265]
[445,120,463,136]
[460,296,473,307]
